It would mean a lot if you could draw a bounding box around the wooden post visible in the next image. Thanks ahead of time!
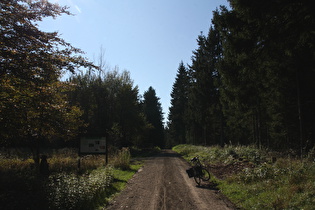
[78,156,81,170]
[105,137,108,165]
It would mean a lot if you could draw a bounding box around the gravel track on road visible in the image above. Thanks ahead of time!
[106,150,236,210]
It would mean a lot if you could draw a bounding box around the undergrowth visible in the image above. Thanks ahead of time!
[111,147,131,170]
[173,144,315,210]
[45,167,113,209]
[0,147,144,210]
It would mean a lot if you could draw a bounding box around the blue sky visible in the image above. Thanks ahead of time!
[40,0,229,122]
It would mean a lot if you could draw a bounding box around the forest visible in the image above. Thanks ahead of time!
[1,0,314,159]
[167,0,315,155]
[0,0,164,164]
[0,0,314,209]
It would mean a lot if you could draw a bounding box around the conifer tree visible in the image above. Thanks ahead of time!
[213,0,315,150]
[168,62,190,146]
[186,26,223,146]
[142,87,164,148]
[68,69,145,148]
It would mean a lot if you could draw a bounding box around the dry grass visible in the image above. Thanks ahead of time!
[0,147,135,209]
[173,144,315,209]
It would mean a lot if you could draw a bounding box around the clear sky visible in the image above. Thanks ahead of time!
[39,0,229,122]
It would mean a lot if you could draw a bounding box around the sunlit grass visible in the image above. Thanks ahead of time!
[173,144,315,209]
[0,147,144,210]
[111,163,142,191]
[110,147,131,170]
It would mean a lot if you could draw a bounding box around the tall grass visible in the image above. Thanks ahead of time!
[173,144,268,164]
[173,144,315,209]
[110,147,131,170]
[0,147,137,209]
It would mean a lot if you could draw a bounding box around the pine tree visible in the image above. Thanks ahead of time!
[168,62,190,146]
[142,87,164,148]
[213,0,315,150]
[186,26,223,146]
[68,69,145,148]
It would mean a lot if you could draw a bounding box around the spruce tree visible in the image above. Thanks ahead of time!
[142,87,164,148]
[186,26,223,146]
[213,0,315,150]
[68,69,145,148]
[168,61,190,146]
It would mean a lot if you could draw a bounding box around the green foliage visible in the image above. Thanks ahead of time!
[167,62,190,147]
[0,147,144,209]
[212,0,315,149]
[173,144,267,164]
[68,69,151,148]
[111,147,131,170]
[49,148,106,172]
[0,0,92,162]
[169,0,315,151]
[173,144,315,209]
[45,167,113,210]
[142,86,165,148]
[221,160,315,209]
[107,163,143,204]
[185,27,223,146]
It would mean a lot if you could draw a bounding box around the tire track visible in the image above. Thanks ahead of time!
[106,150,236,210]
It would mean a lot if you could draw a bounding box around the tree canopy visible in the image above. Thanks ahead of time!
[68,68,151,148]
[167,0,315,153]
[142,87,164,148]
[0,0,92,162]
[167,62,190,147]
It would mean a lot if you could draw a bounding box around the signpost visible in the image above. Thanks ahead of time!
[78,137,108,169]
[80,137,106,154]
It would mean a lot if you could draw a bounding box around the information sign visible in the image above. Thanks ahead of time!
[80,137,106,154]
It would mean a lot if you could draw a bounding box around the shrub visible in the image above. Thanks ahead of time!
[111,147,131,170]
[173,144,315,209]
[45,167,113,210]
[172,144,204,157]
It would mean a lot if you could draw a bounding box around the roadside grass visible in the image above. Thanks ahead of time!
[0,147,145,210]
[111,147,131,170]
[173,144,315,210]
[103,162,143,206]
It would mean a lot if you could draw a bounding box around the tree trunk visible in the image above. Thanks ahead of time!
[296,71,303,157]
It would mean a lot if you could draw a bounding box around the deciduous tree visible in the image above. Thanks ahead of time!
[0,0,92,164]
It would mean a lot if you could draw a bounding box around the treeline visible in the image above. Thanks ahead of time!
[67,69,164,149]
[0,0,164,163]
[167,0,315,153]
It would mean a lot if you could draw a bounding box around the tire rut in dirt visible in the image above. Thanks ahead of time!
[106,150,235,210]
[156,155,196,209]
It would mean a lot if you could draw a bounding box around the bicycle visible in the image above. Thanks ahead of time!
[186,156,211,186]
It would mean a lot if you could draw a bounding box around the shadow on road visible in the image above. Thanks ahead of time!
[152,149,182,158]
[196,181,220,191]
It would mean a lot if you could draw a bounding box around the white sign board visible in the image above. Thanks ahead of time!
[80,137,106,154]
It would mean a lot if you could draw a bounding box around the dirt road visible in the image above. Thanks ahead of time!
[106,150,236,210]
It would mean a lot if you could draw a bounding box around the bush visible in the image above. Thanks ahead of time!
[45,167,113,210]
[172,144,204,157]
[111,147,131,170]
[0,148,115,209]
[173,144,315,209]
[173,144,268,164]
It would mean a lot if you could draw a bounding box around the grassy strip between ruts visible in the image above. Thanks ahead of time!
[173,144,315,210]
